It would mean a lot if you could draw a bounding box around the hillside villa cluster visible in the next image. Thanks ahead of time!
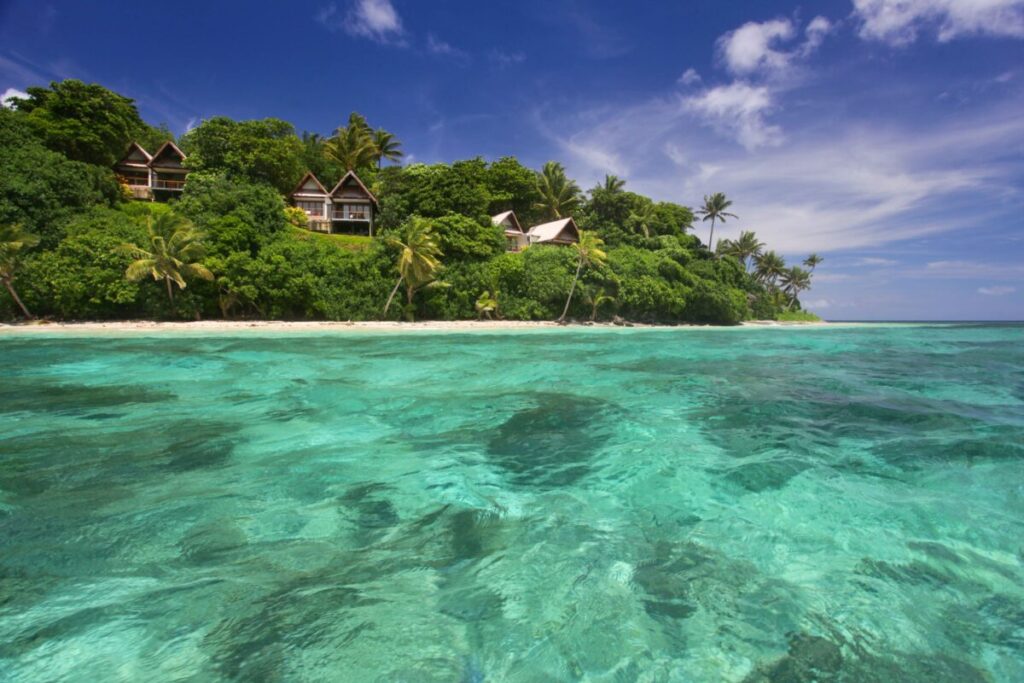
[114,144,580,251]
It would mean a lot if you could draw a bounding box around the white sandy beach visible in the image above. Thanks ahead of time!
[0,319,838,335]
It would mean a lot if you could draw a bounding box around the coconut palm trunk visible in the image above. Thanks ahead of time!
[3,278,32,319]
[383,277,403,316]
[559,258,585,322]
[707,216,716,254]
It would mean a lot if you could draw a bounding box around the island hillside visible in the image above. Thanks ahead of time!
[1,80,821,325]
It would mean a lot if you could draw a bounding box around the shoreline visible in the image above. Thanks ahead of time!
[0,319,903,336]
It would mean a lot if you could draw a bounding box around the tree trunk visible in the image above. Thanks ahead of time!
[3,278,33,319]
[708,217,716,256]
[559,258,584,322]
[383,277,403,316]
[405,283,416,321]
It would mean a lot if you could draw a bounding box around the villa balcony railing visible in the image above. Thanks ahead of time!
[153,178,186,190]
[332,210,370,221]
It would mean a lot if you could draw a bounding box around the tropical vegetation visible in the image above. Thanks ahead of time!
[0,79,823,325]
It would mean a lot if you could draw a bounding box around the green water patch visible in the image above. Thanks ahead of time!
[485,392,619,488]
[1,327,1022,679]
[0,377,175,417]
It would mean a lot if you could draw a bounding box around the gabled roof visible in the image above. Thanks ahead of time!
[115,142,152,167]
[491,211,524,234]
[328,170,378,206]
[527,217,580,243]
[290,171,329,196]
[148,140,186,167]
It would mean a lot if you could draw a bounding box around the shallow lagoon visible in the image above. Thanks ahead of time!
[1,324,1023,681]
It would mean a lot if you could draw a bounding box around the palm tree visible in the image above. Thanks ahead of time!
[732,230,765,271]
[325,112,378,171]
[383,217,444,320]
[803,253,823,272]
[475,290,498,319]
[533,161,582,221]
[780,266,812,310]
[559,230,607,322]
[628,203,657,238]
[602,174,626,194]
[716,238,736,257]
[582,285,616,322]
[373,129,403,168]
[696,192,738,256]
[0,223,40,319]
[122,213,214,310]
[754,250,786,288]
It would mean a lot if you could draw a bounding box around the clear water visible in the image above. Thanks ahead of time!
[1,324,1023,682]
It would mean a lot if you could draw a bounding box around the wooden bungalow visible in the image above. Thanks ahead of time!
[492,211,529,252]
[113,141,189,202]
[290,170,377,236]
[113,142,153,200]
[149,141,188,198]
[290,172,332,232]
[527,217,580,245]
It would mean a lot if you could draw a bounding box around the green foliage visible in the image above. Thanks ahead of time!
[175,172,287,256]
[0,109,121,248]
[429,213,504,262]
[776,310,822,322]
[179,117,305,193]
[534,161,581,221]
[20,207,154,319]
[485,157,540,220]
[13,80,155,166]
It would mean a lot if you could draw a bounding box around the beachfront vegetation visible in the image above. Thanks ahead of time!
[0,79,823,324]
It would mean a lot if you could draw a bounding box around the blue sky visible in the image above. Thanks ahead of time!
[1,0,1022,320]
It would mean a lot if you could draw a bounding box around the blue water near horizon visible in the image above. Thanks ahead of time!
[1,324,1023,681]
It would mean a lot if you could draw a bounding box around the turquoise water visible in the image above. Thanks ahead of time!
[1,325,1023,681]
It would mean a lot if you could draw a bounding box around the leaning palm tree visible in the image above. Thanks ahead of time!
[533,161,582,221]
[559,230,607,322]
[0,223,40,319]
[696,192,738,256]
[122,213,214,310]
[373,129,403,168]
[732,230,765,271]
[325,112,378,171]
[383,217,444,320]
[602,174,626,194]
[803,253,823,272]
[754,250,786,289]
[779,266,812,310]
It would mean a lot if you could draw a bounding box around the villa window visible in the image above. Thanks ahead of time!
[297,201,324,217]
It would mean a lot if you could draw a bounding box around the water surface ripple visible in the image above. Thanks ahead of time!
[1,325,1023,681]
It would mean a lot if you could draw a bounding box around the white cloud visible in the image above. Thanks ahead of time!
[802,16,834,54]
[490,50,526,67]
[1,87,28,108]
[716,16,833,76]
[803,298,832,309]
[924,260,1024,278]
[684,83,782,150]
[717,18,795,75]
[978,285,1016,295]
[317,0,403,43]
[426,34,468,60]
[853,0,1024,45]
[539,90,1023,253]
[678,68,702,85]
[663,142,687,166]
[853,257,898,266]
